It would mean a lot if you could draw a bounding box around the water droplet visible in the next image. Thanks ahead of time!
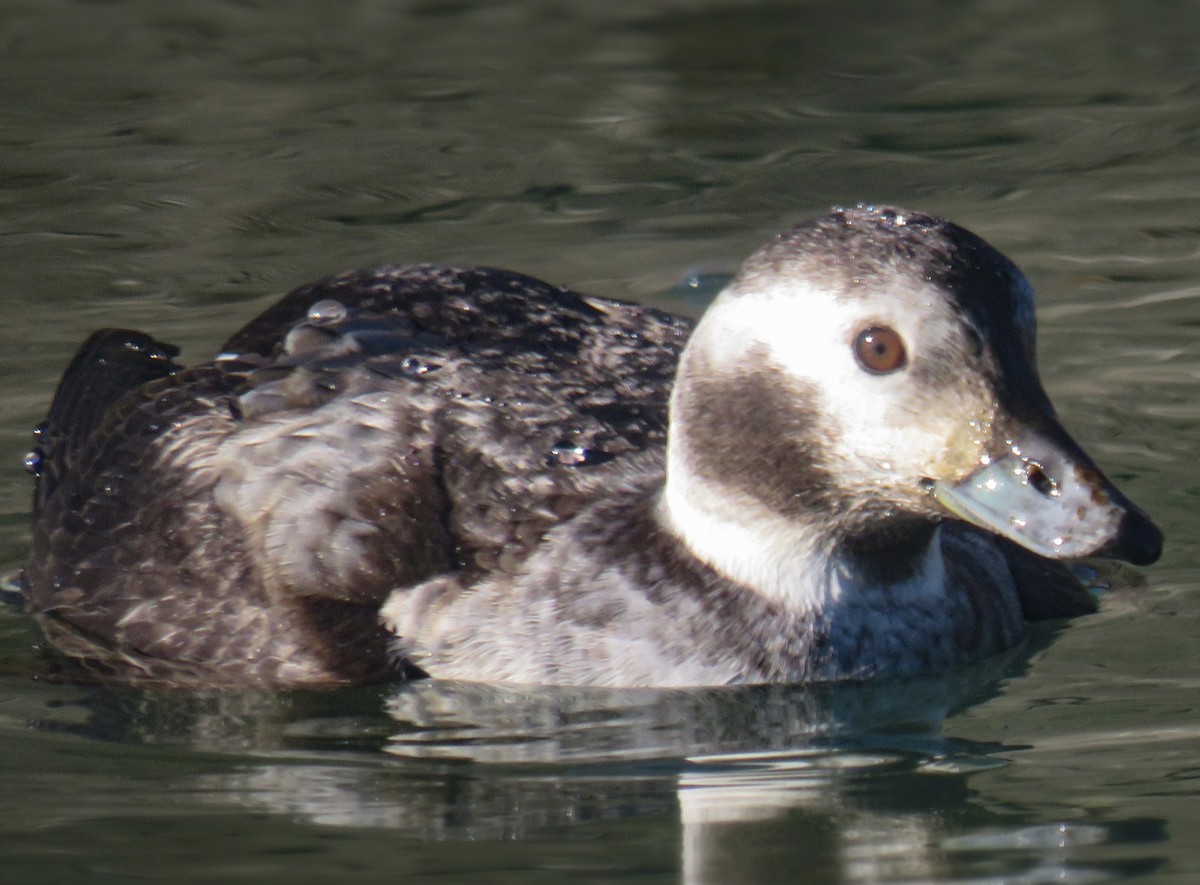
[670,269,732,304]
[401,356,432,376]
[548,442,613,467]
[307,299,347,326]
[23,449,42,476]
[32,421,48,441]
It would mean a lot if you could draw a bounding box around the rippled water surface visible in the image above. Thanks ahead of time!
[2,1,1199,881]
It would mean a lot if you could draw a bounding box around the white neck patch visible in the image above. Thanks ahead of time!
[657,458,839,614]
[658,464,948,616]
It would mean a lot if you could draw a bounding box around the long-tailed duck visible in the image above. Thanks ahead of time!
[23,206,1162,687]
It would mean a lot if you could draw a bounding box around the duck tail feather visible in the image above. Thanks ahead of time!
[33,329,181,517]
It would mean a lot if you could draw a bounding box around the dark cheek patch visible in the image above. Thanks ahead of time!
[677,360,840,519]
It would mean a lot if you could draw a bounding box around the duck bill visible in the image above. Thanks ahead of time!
[930,424,1162,566]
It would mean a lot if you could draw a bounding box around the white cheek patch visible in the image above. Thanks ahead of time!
[697,279,967,479]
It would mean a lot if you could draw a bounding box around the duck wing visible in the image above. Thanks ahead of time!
[27,265,691,685]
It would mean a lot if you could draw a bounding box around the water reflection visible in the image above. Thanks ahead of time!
[379,669,999,764]
[14,631,1161,881]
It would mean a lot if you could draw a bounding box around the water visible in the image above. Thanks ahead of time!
[1,0,1198,881]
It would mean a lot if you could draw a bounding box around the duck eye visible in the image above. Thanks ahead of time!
[853,326,907,374]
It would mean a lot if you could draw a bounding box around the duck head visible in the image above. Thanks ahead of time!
[663,206,1161,599]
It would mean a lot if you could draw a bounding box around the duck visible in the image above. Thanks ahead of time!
[23,205,1163,688]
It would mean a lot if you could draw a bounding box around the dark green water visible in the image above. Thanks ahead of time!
[2,1,1198,881]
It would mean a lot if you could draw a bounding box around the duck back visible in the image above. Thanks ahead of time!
[25,266,691,686]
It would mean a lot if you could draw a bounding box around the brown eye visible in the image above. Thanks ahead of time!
[853,326,907,374]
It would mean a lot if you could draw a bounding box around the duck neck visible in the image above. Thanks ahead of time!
[659,448,945,614]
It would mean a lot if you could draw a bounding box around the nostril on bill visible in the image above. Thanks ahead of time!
[1026,462,1057,497]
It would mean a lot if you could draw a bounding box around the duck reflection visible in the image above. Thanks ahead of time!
[21,633,1164,882]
